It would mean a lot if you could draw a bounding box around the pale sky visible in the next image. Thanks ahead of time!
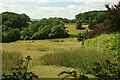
[0,0,119,19]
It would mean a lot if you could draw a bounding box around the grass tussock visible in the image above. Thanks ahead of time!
[40,48,115,74]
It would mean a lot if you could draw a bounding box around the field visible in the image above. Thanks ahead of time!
[2,38,81,78]
[2,24,115,78]
[65,24,89,34]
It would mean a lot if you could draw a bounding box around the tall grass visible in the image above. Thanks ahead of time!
[40,48,115,74]
[2,51,22,74]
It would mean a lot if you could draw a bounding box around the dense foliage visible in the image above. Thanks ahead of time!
[2,12,30,42]
[2,29,20,43]
[85,33,120,55]
[75,11,106,29]
[77,31,87,42]
[76,20,82,29]
[105,2,120,32]
[24,18,69,40]
[2,12,30,29]
[87,2,120,38]
[2,12,69,42]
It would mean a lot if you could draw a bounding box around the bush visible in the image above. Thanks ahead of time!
[77,31,87,42]
[85,33,120,55]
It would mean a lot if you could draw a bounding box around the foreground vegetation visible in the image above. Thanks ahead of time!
[40,48,115,74]
[2,37,117,79]
[2,1,120,80]
[2,38,80,78]
[85,33,120,55]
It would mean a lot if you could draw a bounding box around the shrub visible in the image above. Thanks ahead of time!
[77,31,87,42]
[85,33,120,55]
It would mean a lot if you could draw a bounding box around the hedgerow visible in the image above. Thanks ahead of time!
[84,33,120,55]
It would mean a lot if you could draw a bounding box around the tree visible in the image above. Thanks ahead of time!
[21,28,30,40]
[50,24,69,38]
[28,22,40,36]
[2,12,30,29]
[76,21,82,29]
[105,1,120,32]
[87,1,120,38]
[38,25,51,39]
[88,20,94,29]
[95,12,106,24]
[2,29,20,43]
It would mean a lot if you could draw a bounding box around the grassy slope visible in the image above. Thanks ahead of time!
[65,24,89,34]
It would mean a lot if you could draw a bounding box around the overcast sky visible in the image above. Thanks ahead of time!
[0,0,119,19]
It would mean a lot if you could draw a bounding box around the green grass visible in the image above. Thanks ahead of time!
[2,24,117,78]
[2,51,22,74]
[40,48,115,74]
[2,38,81,78]
[65,24,89,34]
[2,37,116,78]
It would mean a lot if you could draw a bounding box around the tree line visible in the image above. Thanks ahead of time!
[75,10,106,29]
[2,9,116,43]
[2,12,69,43]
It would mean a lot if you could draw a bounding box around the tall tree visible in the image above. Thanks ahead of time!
[105,1,120,32]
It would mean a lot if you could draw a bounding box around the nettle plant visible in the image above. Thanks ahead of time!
[2,56,38,80]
